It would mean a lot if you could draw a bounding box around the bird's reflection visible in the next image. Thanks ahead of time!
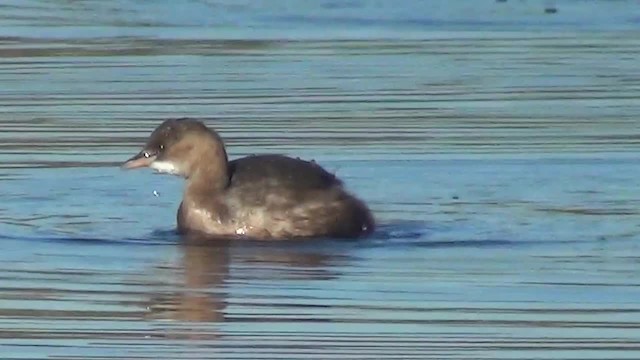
[145,235,349,323]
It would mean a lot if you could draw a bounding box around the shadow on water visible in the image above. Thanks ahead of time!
[144,239,351,324]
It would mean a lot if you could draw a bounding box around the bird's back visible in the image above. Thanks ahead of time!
[228,154,342,191]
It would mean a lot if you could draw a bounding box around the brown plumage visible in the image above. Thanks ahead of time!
[122,118,375,240]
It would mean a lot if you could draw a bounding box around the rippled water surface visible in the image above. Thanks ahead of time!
[2,1,640,359]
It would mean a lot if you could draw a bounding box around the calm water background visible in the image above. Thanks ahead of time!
[2,0,640,359]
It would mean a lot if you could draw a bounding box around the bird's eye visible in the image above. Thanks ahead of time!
[159,144,165,150]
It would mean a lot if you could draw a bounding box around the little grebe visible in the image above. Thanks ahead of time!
[122,118,375,240]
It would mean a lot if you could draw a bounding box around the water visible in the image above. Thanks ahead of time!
[2,0,640,359]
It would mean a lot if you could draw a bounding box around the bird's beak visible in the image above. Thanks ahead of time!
[121,150,157,169]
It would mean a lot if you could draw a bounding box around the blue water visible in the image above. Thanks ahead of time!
[2,0,640,359]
